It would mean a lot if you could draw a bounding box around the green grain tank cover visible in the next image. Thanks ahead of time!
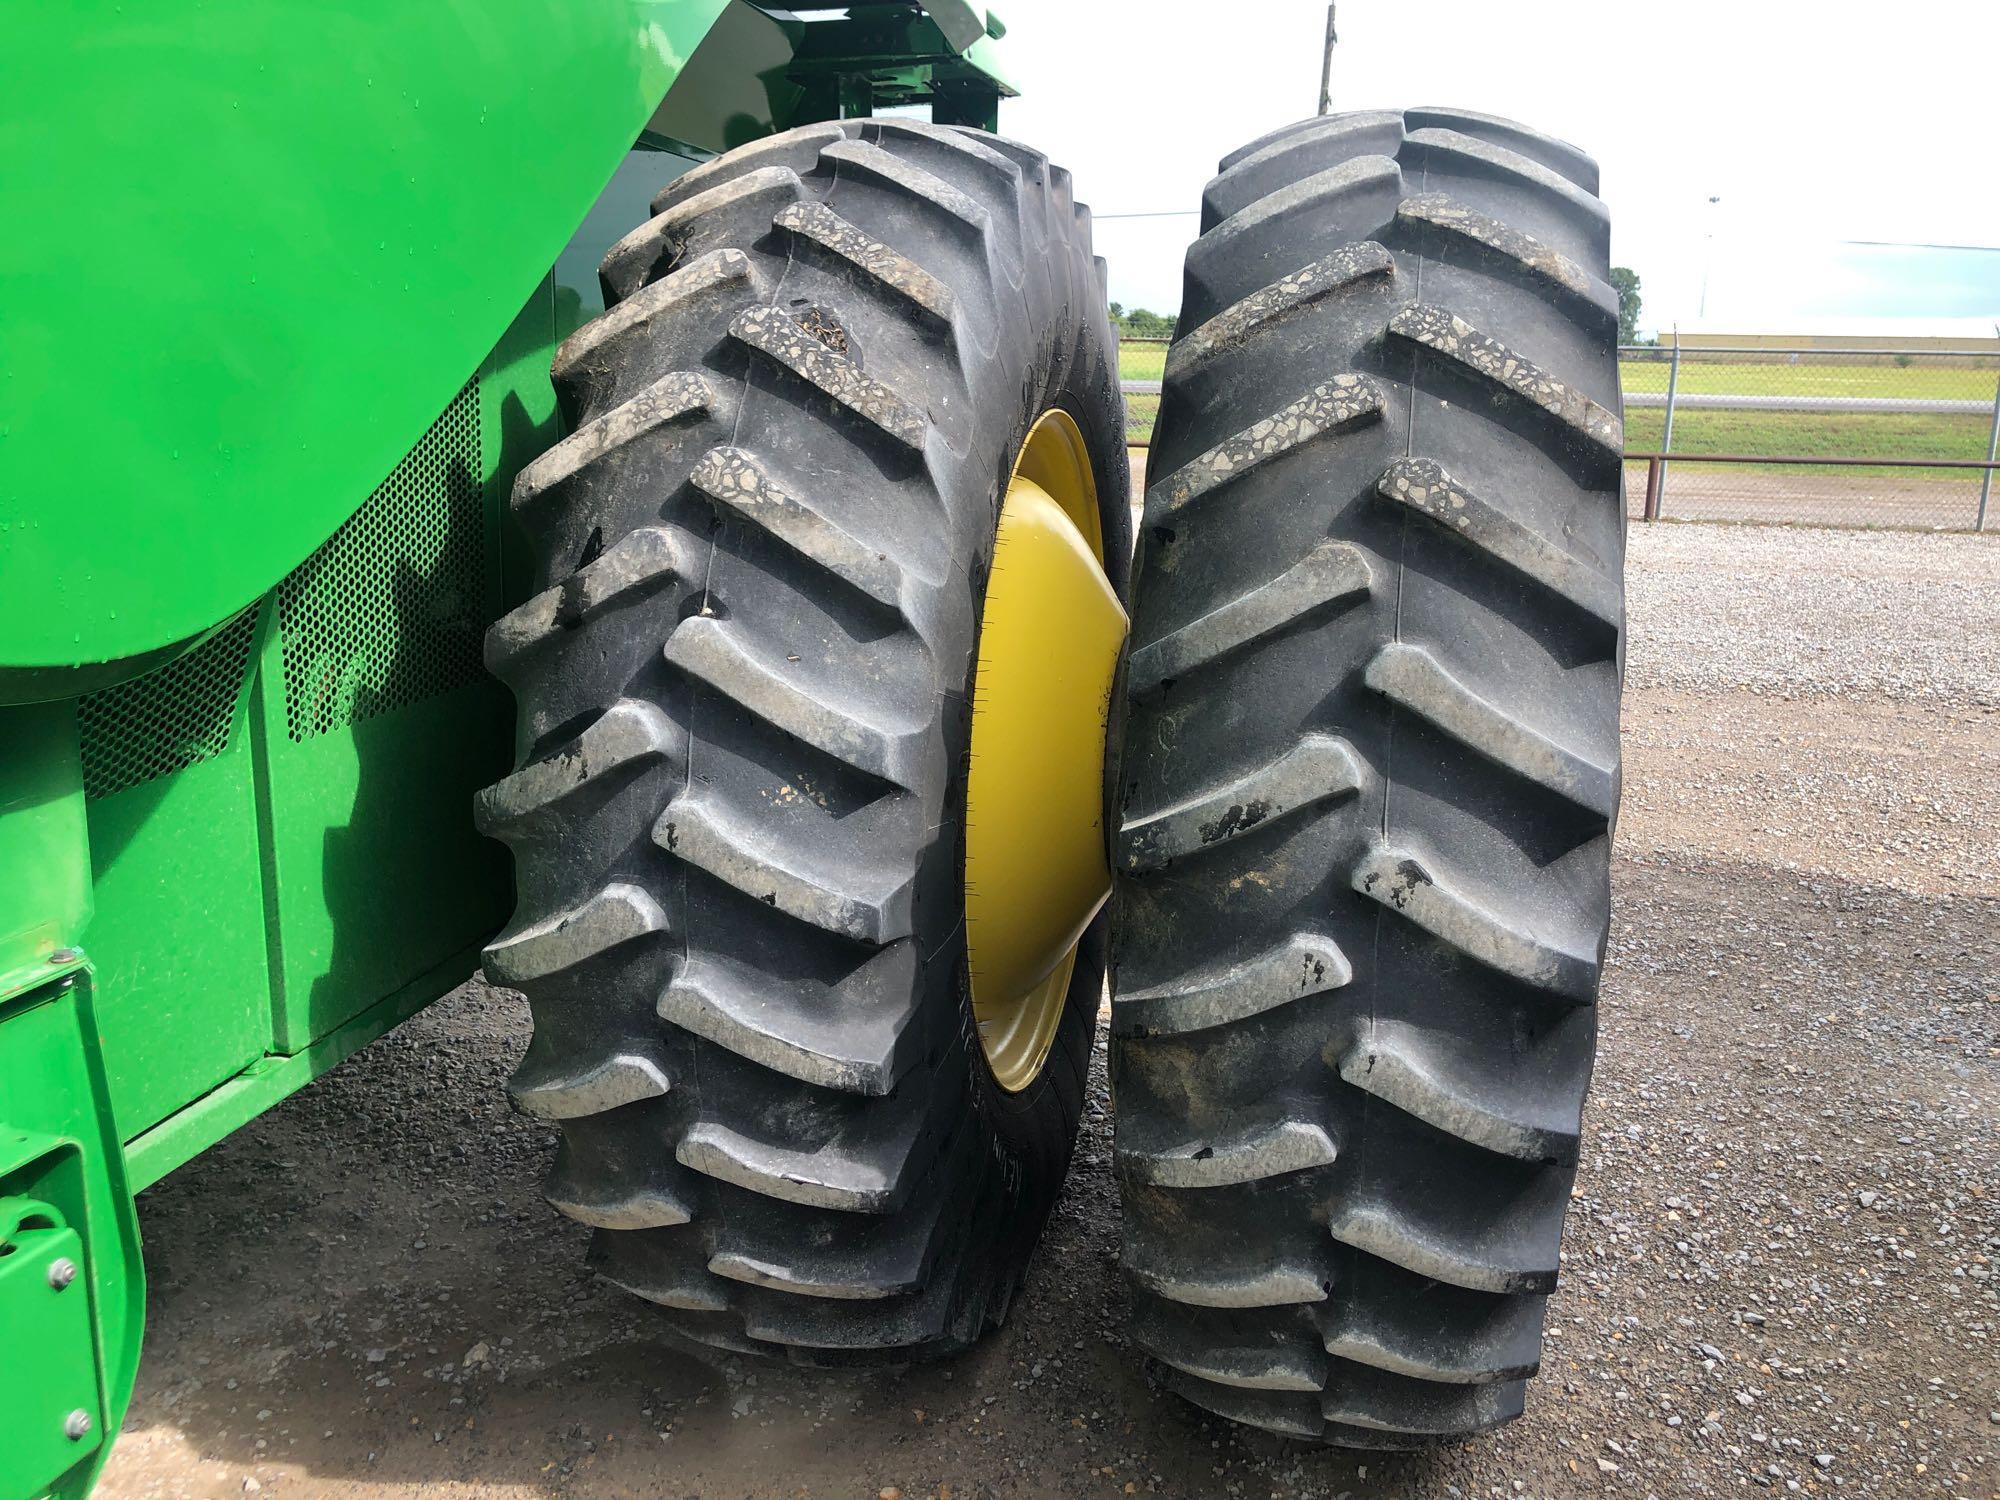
[0,0,732,687]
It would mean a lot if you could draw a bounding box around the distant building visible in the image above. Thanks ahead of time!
[1642,317,1999,359]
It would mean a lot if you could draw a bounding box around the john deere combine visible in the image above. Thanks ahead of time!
[2,3,1624,1491]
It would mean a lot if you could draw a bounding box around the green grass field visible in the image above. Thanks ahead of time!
[1119,342,1168,382]
[1117,343,1994,479]
[1618,358,1996,401]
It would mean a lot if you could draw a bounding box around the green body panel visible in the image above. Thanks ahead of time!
[120,937,486,1193]
[0,707,93,978]
[0,7,1015,1493]
[88,737,272,1138]
[0,0,1012,689]
[0,969,147,1500]
[1,1208,98,1492]
[81,618,272,1134]
[0,0,732,686]
[0,272,560,1496]
[0,852,144,1500]
[72,276,559,1171]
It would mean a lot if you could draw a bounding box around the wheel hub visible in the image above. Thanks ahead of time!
[965,411,1127,1092]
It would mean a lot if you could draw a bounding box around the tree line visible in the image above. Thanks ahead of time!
[1109,303,1175,339]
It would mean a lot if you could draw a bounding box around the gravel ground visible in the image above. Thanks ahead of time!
[1623,524,2000,706]
[101,524,2000,1499]
[1619,471,1992,533]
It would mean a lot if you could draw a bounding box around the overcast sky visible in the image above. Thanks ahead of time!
[995,0,2000,334]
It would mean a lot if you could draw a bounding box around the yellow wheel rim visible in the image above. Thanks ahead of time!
[965,410,1128,1092]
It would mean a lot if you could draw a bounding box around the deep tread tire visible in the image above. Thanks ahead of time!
[1111,108,1623,1444]
[482,118,1129,1359]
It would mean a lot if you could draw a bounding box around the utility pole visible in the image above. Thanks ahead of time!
[1697,194,1721,320]
[1978,322,1999,531]
[1318,4,1337,114]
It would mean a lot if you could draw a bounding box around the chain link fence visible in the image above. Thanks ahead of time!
[1120,339,2000,532]
[1620,345,1998,530]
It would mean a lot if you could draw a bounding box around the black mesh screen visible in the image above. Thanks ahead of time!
[277,379,486,741]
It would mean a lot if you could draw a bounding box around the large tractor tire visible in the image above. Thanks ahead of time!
[479,119,1129,1360]
[1111,108,1624,1443]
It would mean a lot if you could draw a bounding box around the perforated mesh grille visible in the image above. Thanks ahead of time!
[78,610,261,801]
[278,379,486,742]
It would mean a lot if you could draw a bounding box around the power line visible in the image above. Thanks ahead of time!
[1842,238,2000,253]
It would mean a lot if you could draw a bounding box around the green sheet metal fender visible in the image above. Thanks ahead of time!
[0,0,738,694]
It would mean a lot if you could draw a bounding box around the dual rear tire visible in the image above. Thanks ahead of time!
[483,106,1624,1443]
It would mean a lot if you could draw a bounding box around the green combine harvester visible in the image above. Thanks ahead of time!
[2,3,1626,1491]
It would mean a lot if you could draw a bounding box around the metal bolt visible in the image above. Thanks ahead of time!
[64,1410,92,1441]
[49,948,78,965]
[48,1257,78,1291]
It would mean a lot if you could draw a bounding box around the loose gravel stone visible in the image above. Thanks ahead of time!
[1625,522,2000,704]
